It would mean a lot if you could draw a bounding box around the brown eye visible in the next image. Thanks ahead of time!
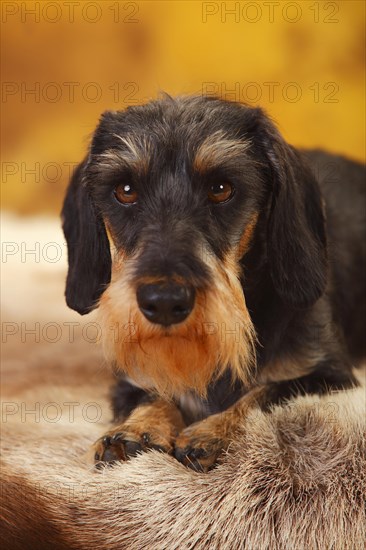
[208,182,234,204]
[114,183,138,204]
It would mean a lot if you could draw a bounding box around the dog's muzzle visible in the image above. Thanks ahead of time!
[136,282,195,326]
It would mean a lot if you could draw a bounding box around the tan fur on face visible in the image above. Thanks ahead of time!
[236,213,259,258]
[97,249,256,398]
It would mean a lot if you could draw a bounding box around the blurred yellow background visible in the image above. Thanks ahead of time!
[1,0,365,214]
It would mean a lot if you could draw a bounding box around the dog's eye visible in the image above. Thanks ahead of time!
[114,183,138,204]
[208,182,234,204]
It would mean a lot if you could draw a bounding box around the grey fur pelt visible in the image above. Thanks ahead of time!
[1,354,365,550]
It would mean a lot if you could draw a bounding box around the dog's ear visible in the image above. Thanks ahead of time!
[256,112,327,308]
[61,158,111,315]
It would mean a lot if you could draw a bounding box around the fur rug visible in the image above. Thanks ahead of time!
[1,216,365,550]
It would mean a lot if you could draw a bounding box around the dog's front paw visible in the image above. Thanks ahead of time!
[94,428,168,467]
[94,400,185,468]
[174,414,230,473]
[174,388,263,472]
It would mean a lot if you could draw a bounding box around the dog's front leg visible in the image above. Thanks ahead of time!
[94,399,185,467]
[174,365,358,472]
[174,387,264,473]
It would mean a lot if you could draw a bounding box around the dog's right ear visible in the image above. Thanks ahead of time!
[61,158,111,315]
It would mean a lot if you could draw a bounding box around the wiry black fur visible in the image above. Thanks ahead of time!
[61,161,111,314]
[62,95,365,420]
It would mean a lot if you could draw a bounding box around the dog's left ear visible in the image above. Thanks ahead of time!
[255,111,327,308]
[61,158,111,315]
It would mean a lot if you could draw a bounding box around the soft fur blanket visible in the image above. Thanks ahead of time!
[1,217,365,549]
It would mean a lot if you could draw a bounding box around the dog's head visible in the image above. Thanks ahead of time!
[62,95,327,397]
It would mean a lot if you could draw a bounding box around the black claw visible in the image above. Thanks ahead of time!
[102,435,112,447]
[173,447,187,463]
[95,458,118,470]
[188,447,208,459]
[124,440,142,457]
[174,447,205,472]
[110,432,123,444]
[174,446,216,472]
[150,443,166,453]
[186,459,204,473]
[101,448,119,462]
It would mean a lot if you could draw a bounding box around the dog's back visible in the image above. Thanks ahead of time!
[304,150,366,362]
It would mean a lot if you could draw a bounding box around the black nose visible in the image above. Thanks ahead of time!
[136,283,195,326]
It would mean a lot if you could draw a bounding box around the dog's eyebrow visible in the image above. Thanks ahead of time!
[113,134,152,162]
[193,131,251,172]
[94,134,151,173]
